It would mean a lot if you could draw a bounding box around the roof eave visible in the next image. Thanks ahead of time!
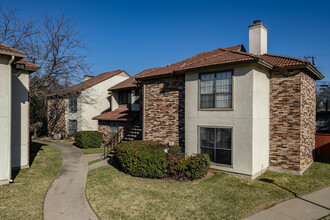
[108,86,137,92]
[274,64,324,80]
[306,64,324,80]
[0,51,27,58]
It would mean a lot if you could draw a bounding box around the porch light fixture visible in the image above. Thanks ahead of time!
[15,63,25,70]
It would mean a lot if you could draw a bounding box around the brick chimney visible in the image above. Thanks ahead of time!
[249,20,267,55]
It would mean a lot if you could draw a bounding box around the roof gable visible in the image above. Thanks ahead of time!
[108,77,137,91]
[53,70,127,96]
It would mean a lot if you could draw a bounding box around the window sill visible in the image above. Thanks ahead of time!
[210,162,233,169]
[198,108,233,111]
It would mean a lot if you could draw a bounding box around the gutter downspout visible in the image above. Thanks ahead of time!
[8,56,14,182]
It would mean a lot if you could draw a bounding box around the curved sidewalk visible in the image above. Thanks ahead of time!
[243,186,330,220]
[35,140,98,220]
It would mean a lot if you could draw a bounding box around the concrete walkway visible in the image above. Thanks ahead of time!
[85,153,103,163]
[243,187,330,220]
[35,140,98,220]
[88,159,110,171]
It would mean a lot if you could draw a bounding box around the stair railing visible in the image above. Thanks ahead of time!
[103,117,142,158]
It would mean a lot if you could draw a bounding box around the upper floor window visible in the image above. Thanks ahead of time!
[200,70,232,109]
[134,89,140,104]
[119,91,129,105]
[69,98,77,112]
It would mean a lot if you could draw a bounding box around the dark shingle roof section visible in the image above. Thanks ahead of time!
[134,45,323,80]
[93,108,139,121]
[108,77,138,91]
[0,43,27,57]
[14,59,40,72]
[53,70,126,96]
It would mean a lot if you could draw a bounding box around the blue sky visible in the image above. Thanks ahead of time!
[6,0,330,80]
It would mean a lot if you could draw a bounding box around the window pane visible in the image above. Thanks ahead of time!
[110,122,119,133]
[200,73,215,94]
[216,128,232,149]
[215,94,232,108]
[119,91,129,104]
[68,120,77,136]
[215,149,231,165]
[201,94,215,108]
[69,98,77,112]
[201,147,214,163]
[200,127,215,148]
[216,71,232,93]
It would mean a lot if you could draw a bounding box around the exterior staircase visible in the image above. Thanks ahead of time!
[103,117,142,158]
[122,123,142,142]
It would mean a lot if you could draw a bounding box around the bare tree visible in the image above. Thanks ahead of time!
[0,6,91,97]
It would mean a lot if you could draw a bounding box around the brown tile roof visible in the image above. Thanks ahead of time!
[108,77,138,91]
[0,43,27,57]
[258,53,310,67]
[225,45,246,52]
[135,48,258,79]
[93,108,139,121]
[134,45,323,80]
[53,70,127,96]
[14,59,40,72]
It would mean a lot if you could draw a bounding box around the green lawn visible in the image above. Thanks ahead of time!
[86,162,330,220]
[0,142,62,220]
[37,136,73,146]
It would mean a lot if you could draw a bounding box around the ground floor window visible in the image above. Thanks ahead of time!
[110,122,119,133]
[68,120,77,136]
[200,127,232,165]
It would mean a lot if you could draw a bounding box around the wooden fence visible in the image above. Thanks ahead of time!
[315,132,330,162]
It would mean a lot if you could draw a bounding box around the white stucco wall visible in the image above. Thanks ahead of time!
[11,70,30,169]
[0,55,12,183]
[111,88,140,112]
[185,64,269,178]
[65,71,130,133]
[252,66,270,175]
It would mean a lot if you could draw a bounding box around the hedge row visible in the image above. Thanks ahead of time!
[74,131,103,149]
[114,141,210,180]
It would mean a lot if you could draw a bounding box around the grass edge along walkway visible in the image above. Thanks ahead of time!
[86,161,330,220]
[0,142,63,220]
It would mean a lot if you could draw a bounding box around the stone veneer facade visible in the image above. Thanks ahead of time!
[143,75,185,146]
[47,99,66,136]
[270,70,316,172]
[98,120,124,143]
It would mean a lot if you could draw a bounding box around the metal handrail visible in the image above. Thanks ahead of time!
[103,117,142,158]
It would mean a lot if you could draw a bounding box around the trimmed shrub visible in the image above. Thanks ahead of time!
[114,141,167,178]
[185,154,210,180]
[167,149,210,180]
[74,131,103,149]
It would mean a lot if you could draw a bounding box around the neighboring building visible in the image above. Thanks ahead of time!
[0,43,40,184]
[47,70,130,137]
[93,77,141,143]
[129,21,323,179]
